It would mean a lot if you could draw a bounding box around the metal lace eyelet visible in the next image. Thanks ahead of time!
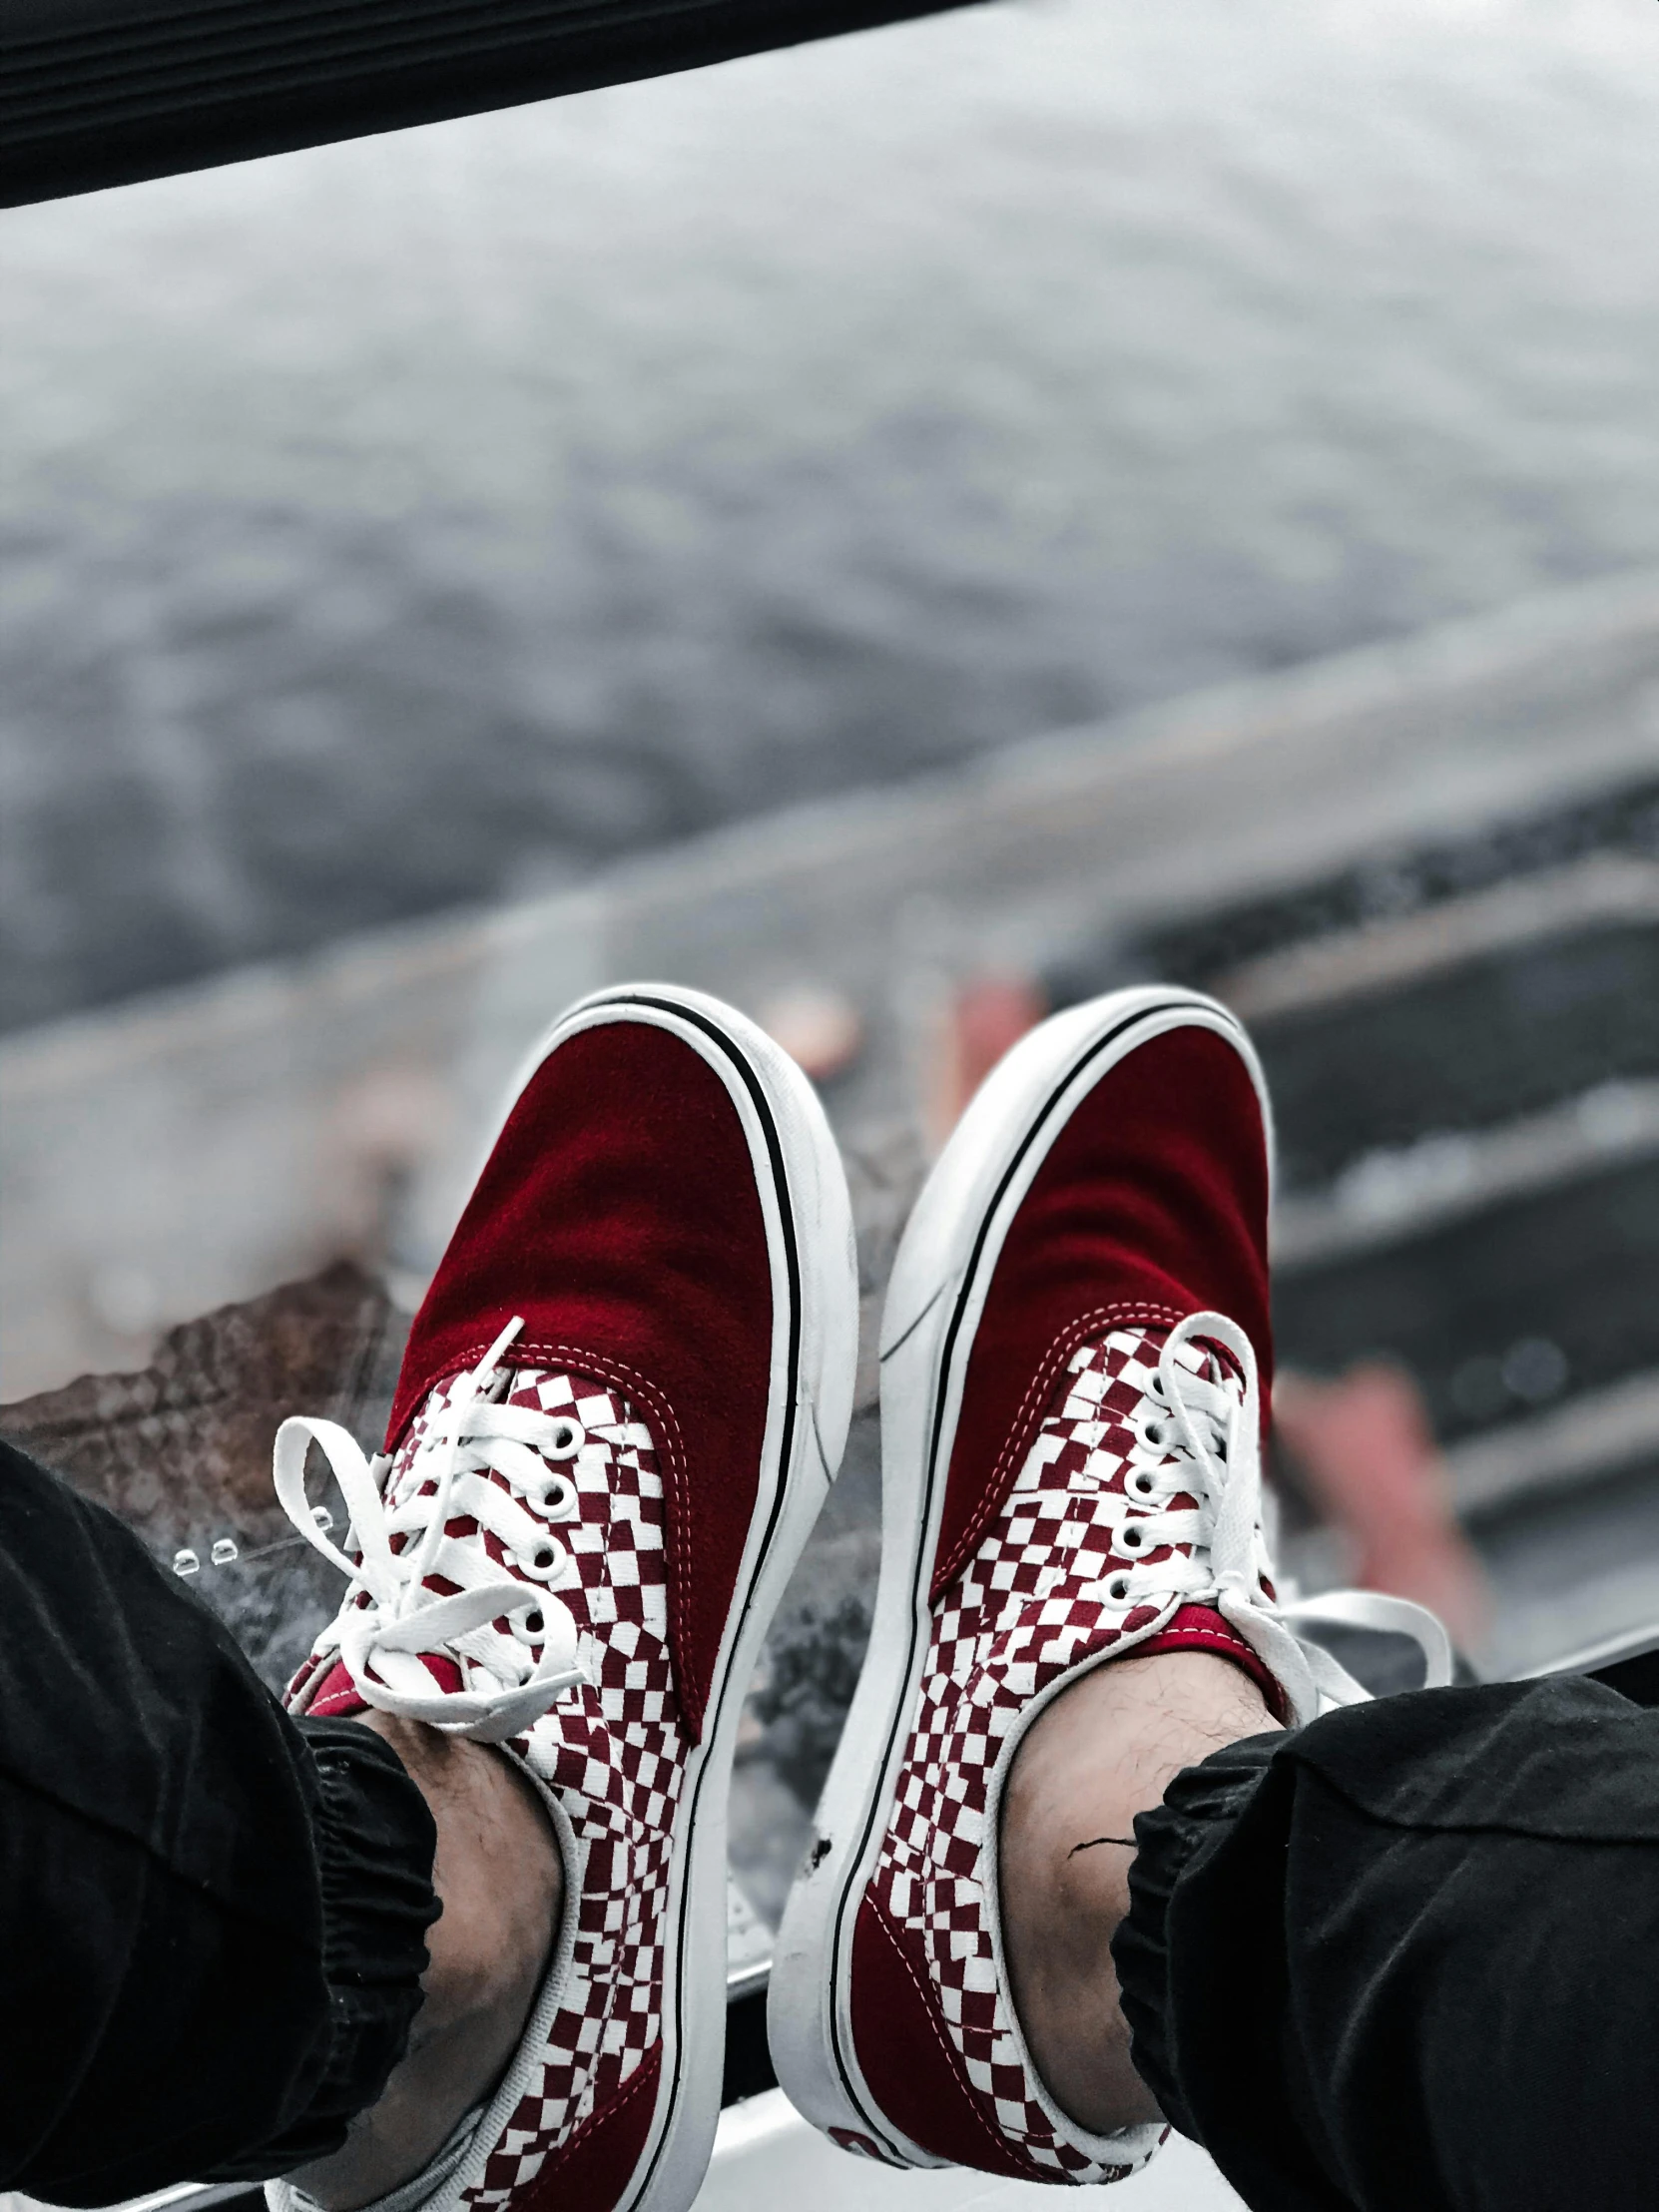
[545,1417,583,1461]
[1128,1468,1159,1501]
[510,1604,548,1648]
[528,1468,579,1519]
[1104,1570,1134,1604]
[1118,1520,1148,1554]
[521,1537,562,1581]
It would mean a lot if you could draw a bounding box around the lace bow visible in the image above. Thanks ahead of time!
[275,1318,590,1742]
[1089,1309,1452,1723]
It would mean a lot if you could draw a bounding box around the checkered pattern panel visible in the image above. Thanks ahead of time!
[297,1366,683,2212]
[870,1326,1239,2185]
[458,1370,680,2212]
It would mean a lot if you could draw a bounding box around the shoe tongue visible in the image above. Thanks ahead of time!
[304,1652,466,1720]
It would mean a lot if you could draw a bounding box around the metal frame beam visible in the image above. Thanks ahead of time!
[3,0,980,207]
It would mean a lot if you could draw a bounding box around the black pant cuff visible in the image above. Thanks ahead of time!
[205,1719,441,2181]
[1109,1730,1282,2140]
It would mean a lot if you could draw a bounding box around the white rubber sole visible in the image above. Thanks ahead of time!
[432,982,859,2212]
[767,986,1270,2166]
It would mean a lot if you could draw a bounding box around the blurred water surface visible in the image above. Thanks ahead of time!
[3,0,1657,1030]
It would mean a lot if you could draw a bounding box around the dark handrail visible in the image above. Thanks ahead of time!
[2,0,978,208]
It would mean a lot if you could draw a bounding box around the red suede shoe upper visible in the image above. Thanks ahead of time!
[932,1023,1271,1602]
[513,2044,663,2212]
[389,1018,775,1742]
[849,1898,1033,2181]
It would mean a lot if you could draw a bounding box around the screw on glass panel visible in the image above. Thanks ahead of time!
[210,1537,239,1566]
[1501,1337,1568,1404]
[172,1548,201,1576]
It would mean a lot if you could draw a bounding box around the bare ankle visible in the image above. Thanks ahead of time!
[999,1652,1277,2135]
[290,1718,563,2211]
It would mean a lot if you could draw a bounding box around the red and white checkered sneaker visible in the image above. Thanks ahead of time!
[266,984,858,2212]
[770,985,1448,2184]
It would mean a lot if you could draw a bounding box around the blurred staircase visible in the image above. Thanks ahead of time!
[1109,775,1659,1673]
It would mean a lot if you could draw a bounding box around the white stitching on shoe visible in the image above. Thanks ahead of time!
[937,1301,1187,1591]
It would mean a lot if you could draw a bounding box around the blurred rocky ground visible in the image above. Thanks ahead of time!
[0,1263,402,1691]
[3,0,1658,1032]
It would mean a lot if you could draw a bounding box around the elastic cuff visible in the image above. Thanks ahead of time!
[210,1719,441,2179]
[1109,1730,1281,2139]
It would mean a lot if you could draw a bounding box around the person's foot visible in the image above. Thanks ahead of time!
[769,985,1447,2180]
[272,985,858,2212]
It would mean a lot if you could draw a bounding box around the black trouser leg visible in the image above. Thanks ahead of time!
[0,1436,438,2206]
[1113,1677,1659,2212]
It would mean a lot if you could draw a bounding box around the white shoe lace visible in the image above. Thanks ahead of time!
[275,1318,590,1743]
[1083,1310,1453,1724]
